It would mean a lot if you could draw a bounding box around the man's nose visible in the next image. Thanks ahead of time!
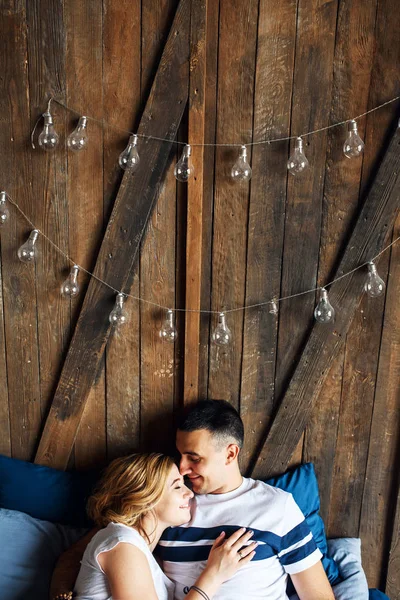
[179,458,191,476]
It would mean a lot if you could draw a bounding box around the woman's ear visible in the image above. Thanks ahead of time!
[225,443,240,464]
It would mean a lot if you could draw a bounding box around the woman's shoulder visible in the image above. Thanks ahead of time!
[88,522,148,556]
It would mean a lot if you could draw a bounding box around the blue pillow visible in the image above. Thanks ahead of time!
[0,507,88,600]
[0,454,97,527]
[266,463,341,586]
[369,591,390,600]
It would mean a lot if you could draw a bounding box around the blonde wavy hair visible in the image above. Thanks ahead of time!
[87,453,175,543]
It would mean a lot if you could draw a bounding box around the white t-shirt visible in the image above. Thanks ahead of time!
[74,522,175,600]
[158,478,322,600]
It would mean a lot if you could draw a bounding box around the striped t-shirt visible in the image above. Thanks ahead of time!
[157,477,322,600]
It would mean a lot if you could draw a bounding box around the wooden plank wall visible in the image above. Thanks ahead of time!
[0,0,398,592]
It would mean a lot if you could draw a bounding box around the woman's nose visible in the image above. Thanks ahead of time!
[184,485,194,499]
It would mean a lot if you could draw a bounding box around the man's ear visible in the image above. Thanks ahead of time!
[226,443,240,464]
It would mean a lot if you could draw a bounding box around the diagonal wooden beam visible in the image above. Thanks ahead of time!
[250,119,400,479]
[35,0,191,469]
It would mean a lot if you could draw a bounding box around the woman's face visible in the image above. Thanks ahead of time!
[154,464,194,527]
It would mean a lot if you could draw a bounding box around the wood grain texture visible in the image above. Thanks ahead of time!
[386,480,400,599]
[35,0,190,468]
[240,0,296,475]
[183,0,207,403]
[305,0,378,528]
[208,0,259,406]
[103,0,142,460]
[139,0,179,455]
[0,7,42,460]
[64,0,106,470]
[251,120,400,479]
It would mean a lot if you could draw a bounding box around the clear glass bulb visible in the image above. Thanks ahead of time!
[174,144,194,182]
[212,312,232,346]
[159,309,178,343]
[287,137,309,175]
[343,120,364,159]
[38,111,59,151]
[231,145,252,181]
[119,134,140,171]
[61,265,80,298]
[0,191,10,226]
[109,293,128,326]
[269,300,279,315]
[314,288,335,323]
[18,229,39,263]
[365,262,385,297]
[67,116,89,152]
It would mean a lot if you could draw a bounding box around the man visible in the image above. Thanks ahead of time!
[157,399,335,600]
[51,399,335,600]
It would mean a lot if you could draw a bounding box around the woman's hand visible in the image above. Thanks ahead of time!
[205,527,257,583]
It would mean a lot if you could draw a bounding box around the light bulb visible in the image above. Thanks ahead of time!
[287,137,309,175]
[109,293,128,326]
[18,229,39,263]
[119,134,140,171]
[212,312,232,346]
[269,300,279,315]
[61,265,80,298]
[67,116,89,152]
[343,120,364,159]
[231,145,252,181]
[159,309,178,343]
[0,191,10,225]
[314,288,335,323]
[174,144,194,182]
[365,262,385,297]
[38,111,59,151]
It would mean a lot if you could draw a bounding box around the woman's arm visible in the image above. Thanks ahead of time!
[98,543,159,600]
[49,528,99,599]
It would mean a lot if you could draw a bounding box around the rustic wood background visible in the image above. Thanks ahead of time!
[0,0,399,594]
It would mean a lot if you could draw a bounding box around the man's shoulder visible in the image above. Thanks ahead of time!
[246,477,293,502]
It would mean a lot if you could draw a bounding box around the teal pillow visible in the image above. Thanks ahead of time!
[0,507,88,600]
[266,463,341,586]
[0,454,97,527]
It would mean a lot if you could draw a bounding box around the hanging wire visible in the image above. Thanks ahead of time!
[4,191,399,315]
[48,93,400,149]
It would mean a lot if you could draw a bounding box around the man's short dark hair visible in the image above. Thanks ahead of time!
[177,399,244,448]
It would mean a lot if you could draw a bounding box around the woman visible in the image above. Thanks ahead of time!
[74,453,257,600]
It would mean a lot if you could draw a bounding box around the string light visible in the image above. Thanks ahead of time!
[365,261,385,297]
[174,144,194,182]
[37,100,59,152]
[343,120,364,159]
[2,191,398,318]
[67,116,89,152]
[0,191,10,226]
[109,293,128,326]
[119,134,140,171]
[287,137,309,175]
[269,300,279,315]
[17,230,39,263]
[212,312,232,346]
[61,265,80,298]
[159,309,178,343]
[231,145,252,181]
[47,93,400,149]
[314,288,335,324]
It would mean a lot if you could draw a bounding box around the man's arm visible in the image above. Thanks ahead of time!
[291,561,335,600]
[49,527,99,599]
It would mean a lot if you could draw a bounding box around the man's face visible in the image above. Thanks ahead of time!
[176,428,230,495]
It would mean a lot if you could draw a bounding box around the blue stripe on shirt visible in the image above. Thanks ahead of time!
[280,520,311,552]
[279,539,318,566]
[155,541,275,562]
[160,525,281,550]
